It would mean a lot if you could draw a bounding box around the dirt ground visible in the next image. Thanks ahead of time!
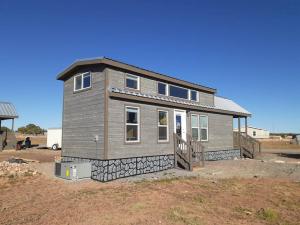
[0,149,60,163]
[0,148,300,225]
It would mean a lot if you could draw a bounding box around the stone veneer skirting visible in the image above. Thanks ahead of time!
[61,149,240,182]
[204,149,240,161]
[62,154,175,182]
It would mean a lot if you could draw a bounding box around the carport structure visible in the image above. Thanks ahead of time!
[0,102,18,150]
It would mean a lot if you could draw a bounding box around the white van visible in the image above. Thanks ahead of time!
[47,128,62,150]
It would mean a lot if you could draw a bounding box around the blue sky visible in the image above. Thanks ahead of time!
[0,0,299,132]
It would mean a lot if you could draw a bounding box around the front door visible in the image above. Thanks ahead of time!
[174,110,187,141]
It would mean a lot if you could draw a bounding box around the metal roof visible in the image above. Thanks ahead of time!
[110,88,251,117]
[0,102,18,119]
[214,96,251,116]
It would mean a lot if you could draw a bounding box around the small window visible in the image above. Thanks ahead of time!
[158,82,167,95]
[126,74,139,90]
[158,110,169,142]
[253,131,256,136]
[74,72,91,91]
[190,90,198,101]
[125,107,140,142]
[169,85,189,99]
[191,115,199,141]
[200,115,208,141]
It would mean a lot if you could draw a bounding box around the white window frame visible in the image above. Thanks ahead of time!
[191,114,200,141]
[125,74,140,90]
[157,82,169,96]
[74,72,92,92]
[125,106,140,143]
[190,90,198,102]
[169,84,189,100]
[158,110,169,142]
[200,115,209,142]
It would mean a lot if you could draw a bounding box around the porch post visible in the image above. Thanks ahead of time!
[245,117,248,136]
[238,117,242,157]
[11,119,14,132]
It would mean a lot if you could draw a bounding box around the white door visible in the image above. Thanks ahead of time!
[174,110,187,141]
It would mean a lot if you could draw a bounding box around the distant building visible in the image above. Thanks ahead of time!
[234,126,270,139]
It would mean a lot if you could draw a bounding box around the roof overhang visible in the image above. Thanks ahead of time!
[0,102,18,120]
[56,57,216,94]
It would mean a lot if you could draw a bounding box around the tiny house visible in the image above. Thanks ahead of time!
[57,57,253,182]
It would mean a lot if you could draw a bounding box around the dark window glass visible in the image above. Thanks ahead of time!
[126,108,138,124]
[201,129,208,141]
[83,74,91,88]
[169,85,188,99]
[191,90,197,101]
[159,127,167,140]
[176,115,182,137]
[253,131,256,136]
[158,83,166,95]
[126,75,138,89]
[126,125,138,141]
[75,76,82,90]
[192,128,199,140]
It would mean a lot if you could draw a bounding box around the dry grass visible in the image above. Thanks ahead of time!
[260,139,300,149]
[0,176,299,225]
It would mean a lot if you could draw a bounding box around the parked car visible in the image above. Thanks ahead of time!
[47,128,62,150]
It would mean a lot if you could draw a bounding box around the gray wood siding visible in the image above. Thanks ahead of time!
[107,68,214,106]
[187,111,234,151]
[199,92,214,106]
[62,66,105,159]
[107,98,174,159]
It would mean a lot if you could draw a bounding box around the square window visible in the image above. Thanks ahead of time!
[74,72,91,91]
[126,75,139,90]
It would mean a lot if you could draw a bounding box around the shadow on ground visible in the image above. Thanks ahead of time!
[275,153,300,159]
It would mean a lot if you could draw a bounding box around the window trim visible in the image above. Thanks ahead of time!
[125,74,140,90]
[199,115,209,142]
[125,106,140,143]
[157,110,169,142]
[169,84,189,100]
[73,72,92,92]
[191,114,200,141]
[157,82,169,96]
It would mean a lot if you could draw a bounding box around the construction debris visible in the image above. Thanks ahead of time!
[0,158,38,177]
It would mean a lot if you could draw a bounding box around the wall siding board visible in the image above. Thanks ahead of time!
[62,65,105,159]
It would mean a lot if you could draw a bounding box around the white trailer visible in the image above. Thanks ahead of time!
[47,128,62,150]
